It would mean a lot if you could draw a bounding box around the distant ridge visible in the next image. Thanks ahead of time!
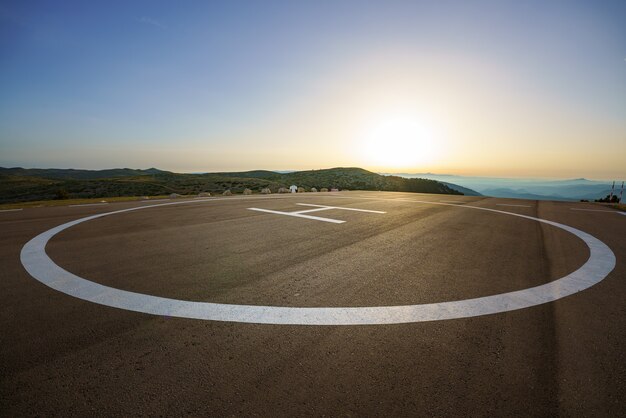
[0,166,462,204]
[0,167,169,180]
[215,170,281,179]
[378,172,481,196]
[438,182,482,197]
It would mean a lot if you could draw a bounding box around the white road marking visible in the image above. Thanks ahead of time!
[570,208,619,213]
[142,199,171,203]
[496,204,532,208]
[20,195,616,326]
[248,207,345,224]
[0,208,23,212]
[295,203,387,214]
[248,203,386,223]
[292,207,335,214]
[69,202,109,207]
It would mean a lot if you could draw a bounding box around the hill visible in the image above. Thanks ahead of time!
[212,168,461,195]
[0,167,461,204]
[438,182,482,196]
[0,167,168,180]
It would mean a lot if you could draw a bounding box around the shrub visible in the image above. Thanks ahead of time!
[297,187,305,193]
[198,192,211,197]
[55,189,69,200]
[320,188,328,192]
[261,188,271,194]
[223,190,232,196]
[278,187,288,193]
[243,188,252,195]
[310,187,318,192]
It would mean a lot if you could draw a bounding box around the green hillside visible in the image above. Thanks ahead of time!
[0,167,461,204]
[0,167,167,180]
[215,167,462,194]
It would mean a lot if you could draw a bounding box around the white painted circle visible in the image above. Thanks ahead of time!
[20,196,616,325]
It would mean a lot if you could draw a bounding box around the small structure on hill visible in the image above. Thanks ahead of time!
[289,185,298,193]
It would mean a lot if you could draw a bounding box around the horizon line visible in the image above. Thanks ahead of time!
[1,164,624,183]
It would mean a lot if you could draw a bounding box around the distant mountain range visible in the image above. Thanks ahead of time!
[387,173,621,201]
[0,167,462,204]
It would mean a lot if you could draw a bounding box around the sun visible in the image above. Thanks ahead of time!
[358,112,440,170]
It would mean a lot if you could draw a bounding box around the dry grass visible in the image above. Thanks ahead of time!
[0,195,173,210]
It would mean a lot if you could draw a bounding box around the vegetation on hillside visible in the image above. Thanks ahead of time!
[595,194,621,203]
[217,167,461,194]
[0,167,461,204]
[0,167,166,180]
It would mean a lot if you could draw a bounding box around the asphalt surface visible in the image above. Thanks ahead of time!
[1,191,624,416]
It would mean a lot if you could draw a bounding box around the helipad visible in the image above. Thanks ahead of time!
[20,195,616,325]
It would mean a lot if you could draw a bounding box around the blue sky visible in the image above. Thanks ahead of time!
[1,0,625,179]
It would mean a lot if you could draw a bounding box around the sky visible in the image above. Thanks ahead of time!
[1,0,625,179]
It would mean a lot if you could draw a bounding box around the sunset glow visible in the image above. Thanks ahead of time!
[358,112,441,169]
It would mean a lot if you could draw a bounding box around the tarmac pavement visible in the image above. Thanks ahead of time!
[1,191,624,416]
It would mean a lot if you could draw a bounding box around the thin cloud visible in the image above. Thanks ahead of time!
[139,16,167,29]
